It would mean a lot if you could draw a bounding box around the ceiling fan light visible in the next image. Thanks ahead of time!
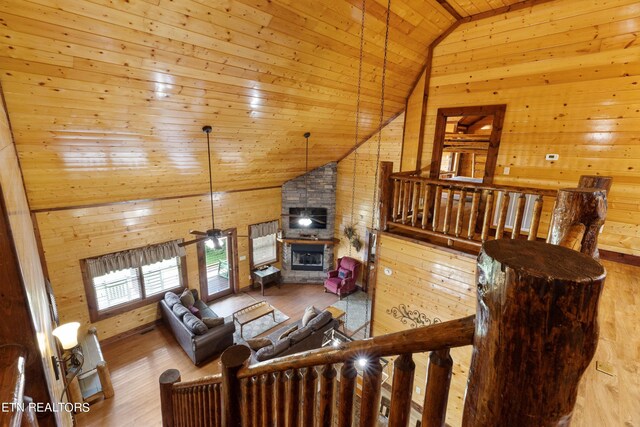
[298,216,312,227]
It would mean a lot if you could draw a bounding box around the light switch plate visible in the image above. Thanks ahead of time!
[596,361,614,376]
[545,153,559,161]
[503,166,510,175]
[239,255,246,261]
[415,386,421,395]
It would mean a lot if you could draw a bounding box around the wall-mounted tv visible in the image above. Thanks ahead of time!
[289,207,328,229]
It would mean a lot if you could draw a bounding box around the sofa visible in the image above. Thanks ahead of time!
[248,308,338,364]
[324,256,360,299]
[160,289,235,365]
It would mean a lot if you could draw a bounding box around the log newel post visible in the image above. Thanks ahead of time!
[462,239,606,427]
[548,188,607,258]
[159,369,181,427]
[221,345,251,427]
[421,349,452,427]
[379,161,394,231]
[388,354,415,426]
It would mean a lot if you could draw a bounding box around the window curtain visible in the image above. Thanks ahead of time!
[249,220,278,239]
[86,240,186,278]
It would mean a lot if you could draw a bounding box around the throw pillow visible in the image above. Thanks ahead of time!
[172,303,190,319]
[164,292,181,309]
[278,324,298,341]
[307,310,332,331]
[246,337,271,351]
[301,305,317,327]
[189,305,202,319]
[180,288,195,308]
[338,268,350,279]
[183,312,208,335]
[202,317,224,328]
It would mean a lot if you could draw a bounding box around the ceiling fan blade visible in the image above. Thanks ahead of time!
[311,218,326,224]
[179,236,208,247]
[190,230,208,236]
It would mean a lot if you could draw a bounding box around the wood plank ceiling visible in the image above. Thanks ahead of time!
[0,0,514,210]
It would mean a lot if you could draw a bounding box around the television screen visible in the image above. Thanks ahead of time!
[289,207,327,229]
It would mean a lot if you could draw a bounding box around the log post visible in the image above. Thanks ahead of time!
[337,360,357,427]
[221,345,251,427]
[547,188,607,258]
[97,361,114,399]
[359,358,383,427]
[388,354,415,427]
[159,369,181,427]
[317,364,336,427]
[421,349,452,427]
[462,239,606,427]
[379,161,394,230]
[578,175,613,194]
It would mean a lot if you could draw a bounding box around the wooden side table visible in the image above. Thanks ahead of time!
[251,266,281,296]
[325,306,346,332]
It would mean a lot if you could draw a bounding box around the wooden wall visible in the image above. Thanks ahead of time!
[334,113,404,267]
[400,70,426,171]
[373,233,476,427]
[35,188,281,340]
[419,0,640,256]
[0,90,69,425]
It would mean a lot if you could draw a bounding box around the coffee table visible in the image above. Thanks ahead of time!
[232,301,276,338]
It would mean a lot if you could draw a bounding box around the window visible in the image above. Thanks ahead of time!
[83,241,186,321]
[249,220,279,268]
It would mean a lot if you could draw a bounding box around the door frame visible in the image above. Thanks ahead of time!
[197,227,239,302]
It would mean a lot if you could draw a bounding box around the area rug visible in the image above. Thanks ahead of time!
[330,290,372,338]
[229,308,289,344]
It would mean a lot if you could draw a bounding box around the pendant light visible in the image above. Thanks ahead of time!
[298,132,313,227]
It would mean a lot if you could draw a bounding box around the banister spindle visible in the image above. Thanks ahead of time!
[359,358,383,427]
[495,192,510,239]
[528,195,543,241]
[511,193,527,239]
[301,367,317,427]
[443,188,454,235]
[241,378,252,427]
[421,184,432,229]
[337,360,357,427]
[392,179,401,221]
[388,354,415,427]
[411,181,420,226]
[467,191,480,239]
[421,349,452,427]
[402,181,411,224]
[455,189,467,237]
[286,369,301,427]
[318,364,336,427]
[275,371,286,427]
[261,373,274,427]
[432,185,443,231]
[481,191,494,242]
[213,384,221,427]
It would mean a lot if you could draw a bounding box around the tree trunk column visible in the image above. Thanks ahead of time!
[547,188,607,258]
[462,239,606,427]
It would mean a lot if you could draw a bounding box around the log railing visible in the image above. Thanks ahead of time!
[380,163,558,248]
[0,345,27,427]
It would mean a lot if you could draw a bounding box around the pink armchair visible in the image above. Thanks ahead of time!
[324,257,360,299]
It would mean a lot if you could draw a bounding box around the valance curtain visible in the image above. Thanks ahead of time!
[249,220,278,239]
[86,240,186,277]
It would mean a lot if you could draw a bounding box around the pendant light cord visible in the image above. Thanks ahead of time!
[204,127,215,230]
[305,134,309,212]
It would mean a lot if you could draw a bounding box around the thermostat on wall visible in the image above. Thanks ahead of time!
[545,154,559,161]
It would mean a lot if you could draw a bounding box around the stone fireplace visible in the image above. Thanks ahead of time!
[280,162,336,283]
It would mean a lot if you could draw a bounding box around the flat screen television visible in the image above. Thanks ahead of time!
[289,207,328,229]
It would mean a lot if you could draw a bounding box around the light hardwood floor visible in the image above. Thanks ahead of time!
[74,283,338,427]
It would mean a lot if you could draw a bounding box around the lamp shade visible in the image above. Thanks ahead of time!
[52,322,80,350]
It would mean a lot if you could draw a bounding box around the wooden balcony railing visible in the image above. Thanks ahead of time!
[378,162,562,249]
[0,345,26,427]
[159,238,606,427]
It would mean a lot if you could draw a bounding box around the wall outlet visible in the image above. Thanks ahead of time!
[545,153,559,161]
[239,255,246,261]
[415,386,421,395]
[503,166,510,175]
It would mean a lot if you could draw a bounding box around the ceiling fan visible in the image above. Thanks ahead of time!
[180,125,247,248]
[281,132,326,226]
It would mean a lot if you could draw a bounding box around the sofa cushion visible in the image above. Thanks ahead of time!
[189,305,202,319]
[307,310,332,331]
[180,288,195,308]
[246,337,271,351]
[301,305,317,327]
[164,292,181,309]
[278,324,298,341]
[289,325,313,344]
[256,338,290,362]
[172,303,190,319]
[183,312,208,335]
[202,317,224,328]
[193,300,217,318]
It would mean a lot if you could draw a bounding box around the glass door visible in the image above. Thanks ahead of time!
[198,231,236,301]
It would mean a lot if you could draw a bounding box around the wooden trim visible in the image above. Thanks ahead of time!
[198,228,237,302]
[30,212,50,279]
[248,220,280,271]
[336,111,404,164]
[436,0,463,20]
[398,96,409,170]
[100,319,161,347]
[30,185,282,214]
[428,105,507,184]
[599,250,640,267]
[463,0,558,23]
[277,238,339,245]
[378,230,477,259]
